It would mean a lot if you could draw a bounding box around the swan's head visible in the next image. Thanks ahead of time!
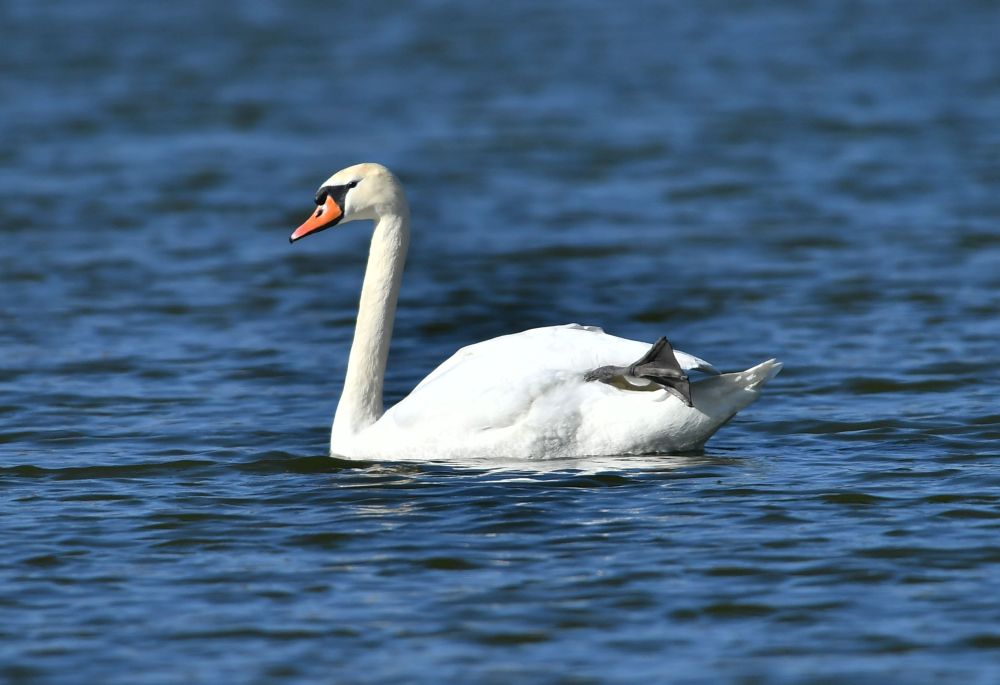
[289,163,407,243]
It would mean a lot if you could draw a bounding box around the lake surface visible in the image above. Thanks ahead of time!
[2,0,999,682]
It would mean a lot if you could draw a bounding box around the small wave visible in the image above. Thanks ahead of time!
[0,459,219,481]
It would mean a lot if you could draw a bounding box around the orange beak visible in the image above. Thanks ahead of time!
[289,196,344,243]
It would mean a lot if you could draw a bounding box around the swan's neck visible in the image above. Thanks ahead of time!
[331,211,410,445]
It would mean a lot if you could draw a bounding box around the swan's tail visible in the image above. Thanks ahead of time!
[696,358,782,405]
[726,358,783,391]
[680,359,782,450]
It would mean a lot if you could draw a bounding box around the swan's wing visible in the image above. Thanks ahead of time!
[414,324,714,393]
[384,324,716,433]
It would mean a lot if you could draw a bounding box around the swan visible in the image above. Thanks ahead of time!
[289,163,781,461]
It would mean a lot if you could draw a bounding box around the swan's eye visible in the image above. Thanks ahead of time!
[314,182,353,210]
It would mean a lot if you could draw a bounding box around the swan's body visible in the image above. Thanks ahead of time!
[289,163,781,461]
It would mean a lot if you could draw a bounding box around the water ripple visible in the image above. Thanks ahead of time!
[3,0,1000,683]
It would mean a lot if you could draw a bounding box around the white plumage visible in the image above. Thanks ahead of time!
[289,163,781,461]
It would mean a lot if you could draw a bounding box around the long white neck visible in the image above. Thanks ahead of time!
[330,211,410,447]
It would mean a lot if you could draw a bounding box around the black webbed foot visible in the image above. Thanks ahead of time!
[584,337,693,406]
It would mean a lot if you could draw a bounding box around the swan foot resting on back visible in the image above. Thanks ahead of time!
[288,163,781,461]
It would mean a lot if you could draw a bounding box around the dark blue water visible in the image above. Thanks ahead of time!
[2,1,999,682]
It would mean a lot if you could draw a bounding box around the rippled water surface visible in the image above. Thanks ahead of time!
[2,1,1000,682]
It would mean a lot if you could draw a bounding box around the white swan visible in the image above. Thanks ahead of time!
[289,163,781,461]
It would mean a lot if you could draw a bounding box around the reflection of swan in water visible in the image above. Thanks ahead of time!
[515,453,743,473]
[289,163,781,461]
[370,453,746,477]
